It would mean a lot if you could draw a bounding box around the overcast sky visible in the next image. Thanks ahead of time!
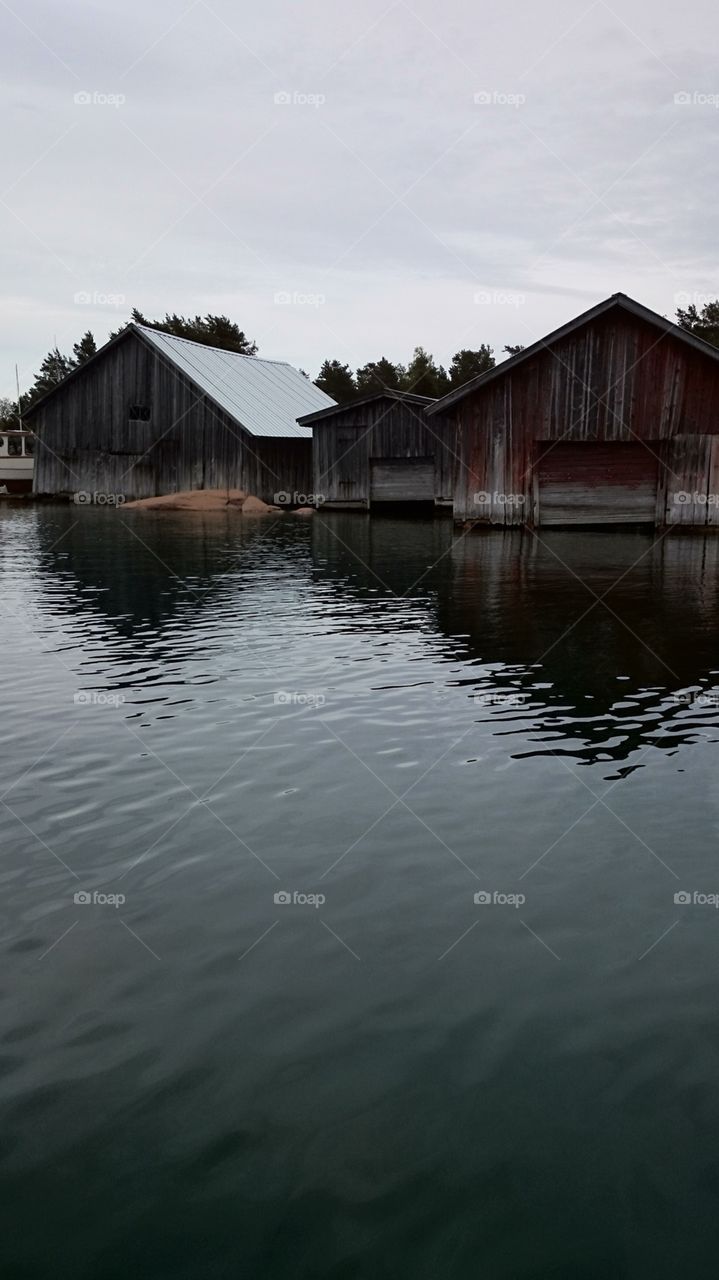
[1,0,718,397]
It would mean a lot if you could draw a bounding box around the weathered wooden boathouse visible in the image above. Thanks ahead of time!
[428,293,719,528]
[297,390,455,509]
[28,324,334,503]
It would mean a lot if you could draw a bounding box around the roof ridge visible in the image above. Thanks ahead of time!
[24,322,333,428]
[134,324,291,366]
[296,387,437,425]
[427,292,719,416]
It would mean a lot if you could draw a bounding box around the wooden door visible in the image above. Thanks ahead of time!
[370,457,434,502]
[536,443,658,525]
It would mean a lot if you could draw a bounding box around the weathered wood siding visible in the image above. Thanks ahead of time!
[370,457,435,501]
[30,329,311,503]
[535,443,659,525]
[451,311,719,526]
[311,398,455,508]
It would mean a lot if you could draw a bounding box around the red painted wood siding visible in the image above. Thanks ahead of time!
[452,311,719,525]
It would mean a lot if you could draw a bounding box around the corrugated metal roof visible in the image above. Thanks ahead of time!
[136,325,335,438]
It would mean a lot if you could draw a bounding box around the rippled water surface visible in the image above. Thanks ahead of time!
[2,504,719,1277]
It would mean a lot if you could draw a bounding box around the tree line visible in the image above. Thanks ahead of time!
[3,299,719,429]
[0,330,98,427]
[0,310,258,428]
[314,344,505,402]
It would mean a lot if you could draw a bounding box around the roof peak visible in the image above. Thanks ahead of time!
[25,321,332,432]
[297,387,436,426]
[427,292,719,416]
[133,324,290,367]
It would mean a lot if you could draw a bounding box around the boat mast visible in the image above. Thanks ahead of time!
[15,364,22,429]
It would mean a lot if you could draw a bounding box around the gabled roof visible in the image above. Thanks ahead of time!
[297,389,435,426]
[136,326,334,437]
[25,324,335,437]
[427,292,719,416]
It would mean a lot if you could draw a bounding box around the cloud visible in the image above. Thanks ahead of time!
[2,0,718,393]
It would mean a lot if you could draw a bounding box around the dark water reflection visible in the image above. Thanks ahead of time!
[2,506,719,1277]
[29,507,719,776]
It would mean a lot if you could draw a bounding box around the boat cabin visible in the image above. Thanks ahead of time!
[0,430,35,494]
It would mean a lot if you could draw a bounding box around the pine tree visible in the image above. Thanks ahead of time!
[448,346,495,387]
[110,310,258,354]
[0,397,19,428]
[676,300,719,349]
[28,347,74,402]
[402,347,450,398]
[73,331,97,365]
[355,358,405,395]
[315,359,357,401]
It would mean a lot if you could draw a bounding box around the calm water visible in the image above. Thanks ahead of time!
[2,504,719,1277]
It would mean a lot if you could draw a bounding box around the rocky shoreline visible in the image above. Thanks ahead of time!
[122,489,316,515]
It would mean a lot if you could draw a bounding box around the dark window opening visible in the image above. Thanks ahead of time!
[128,404,151,422]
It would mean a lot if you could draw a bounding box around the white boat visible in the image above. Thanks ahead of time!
[0,430,35,494]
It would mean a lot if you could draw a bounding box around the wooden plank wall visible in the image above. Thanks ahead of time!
[31,330,312,503]
[312,398,456,508]
[452,311,719,526]
[536,443,658,525]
